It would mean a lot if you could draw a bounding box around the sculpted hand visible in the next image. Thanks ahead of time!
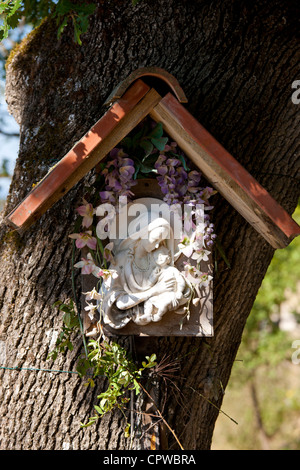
[152,278,176,295]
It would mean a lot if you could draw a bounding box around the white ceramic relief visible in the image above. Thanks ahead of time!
[98,198,192,329]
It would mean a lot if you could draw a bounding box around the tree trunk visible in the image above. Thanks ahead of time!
[0,0,299,450]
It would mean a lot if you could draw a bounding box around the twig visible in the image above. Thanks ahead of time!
[188,386,238,425]
[139,382,184,450]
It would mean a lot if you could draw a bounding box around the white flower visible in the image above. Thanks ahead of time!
[178,233,197,258]
[83,287,102,301]
[183,263,212,288]
[74,253,101,277]
[98,268,118,288]
[103,241,115,263]
[191,249,210,263]
[198,273,213,287]
[183,263,203,285]
[84,302,97,320]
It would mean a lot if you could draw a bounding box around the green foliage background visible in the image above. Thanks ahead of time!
[241,204,300,373]
[213,204,300,450]
[0,0,97,44]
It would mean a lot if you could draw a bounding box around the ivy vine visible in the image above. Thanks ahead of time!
[47,296,158,434]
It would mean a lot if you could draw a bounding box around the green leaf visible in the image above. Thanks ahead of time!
[133,162,141,180]
[151,136,168,151]
[80,416,98,427]
[6,10,21,29]
[79,14,89,34]
[142,151,158,163]
[133,379,141,395]
[55,0,78,16]
[215,238,231,268]
[132,127,146,146]
[149,122,163,139]
[47,350,57,361]
[60,304,72,313]
[146,354,157,362]
[75,3,97,15]
[140,139,154,157]
[95,405,104,415]
[73,20,82,45]
[6,0,22,18]
[53,1,96,45]
[139,162,155,174]
[57,16,68,38]
[63,312,71,327]
[172,152,190,171]
[0,0,22,40]
[76,358,91,378]
[84,378,95,388]
[124,422,131,438]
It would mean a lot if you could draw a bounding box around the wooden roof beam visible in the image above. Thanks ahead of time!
[150,93,300,249]
[104,66,188,105]
[6,80,161,231]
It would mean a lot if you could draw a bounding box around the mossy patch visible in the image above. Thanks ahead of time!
[5,17,56,72]
[0,228,25,257]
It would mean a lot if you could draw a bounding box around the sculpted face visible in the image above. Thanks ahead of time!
[140,225,170,252]
[152,246,171,266]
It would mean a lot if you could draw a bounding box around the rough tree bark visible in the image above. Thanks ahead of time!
[0,0,299,450]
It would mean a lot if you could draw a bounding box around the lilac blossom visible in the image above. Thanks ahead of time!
[99,148,137,205]
[154,148,216,251]
[155,154,187,205]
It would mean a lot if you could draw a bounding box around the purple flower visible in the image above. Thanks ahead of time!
[155,155,189,205]
[100,148,137,204]
[99,190,116,204]
[164,142,178,152]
